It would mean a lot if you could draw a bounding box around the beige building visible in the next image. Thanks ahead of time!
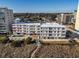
[57,13,74,25]
[75,2,79,31]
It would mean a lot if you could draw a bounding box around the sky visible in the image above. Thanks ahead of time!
[0,0,78,13]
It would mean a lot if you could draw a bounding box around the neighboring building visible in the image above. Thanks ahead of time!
[57,13,74,25]
[0,7,14,34]
[60,14,64,24]
[73,10,77,24]
[14,18,21,23]
[12,22,66,39]
[75,2,79,31]
[63,13,74,24]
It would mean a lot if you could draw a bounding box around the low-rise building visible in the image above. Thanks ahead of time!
[12,23,40,35]
[12,22,66,39]
[40,23,66,39]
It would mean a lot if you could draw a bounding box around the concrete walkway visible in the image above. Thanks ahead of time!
[31,41,41,58]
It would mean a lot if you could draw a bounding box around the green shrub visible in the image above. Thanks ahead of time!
[0,36,9,43]
[69,39,77,45]
[11,40,23,47]
[24,37,32,44]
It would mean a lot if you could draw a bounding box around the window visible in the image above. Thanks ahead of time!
[27,28,28,30]
[54,28,56,29]
[13,30,16,32]
[46,31,48,33]
[62,31,65,33]
[20,25,21,27]
[58,28,60,30]
[54,34,56,36]
[49,27,52,30]
[44,37,46,39]
[17,33,20,34]
[23,25,26,27]
[38,31,40,34]
[30,28,35,30]
[49,34,52,36]
[51,37,54,39]
[38,26,40,27]
[48,37,50,39]
[57,31,60,33]
[20,30,22,32]
[54,31,56,33]
[24,30,26,32]
[59,37,61,39]
[24,28,26,29]
[18,28,21,29]
[62,34,65,36]
[24,33,26,34]
[30,25,35,27]
[23,25,26,26]
[49,31,52,33]
[13,27,16,29]
[62,28,65,30]
[38,28,40,30]
[57,34,60,36]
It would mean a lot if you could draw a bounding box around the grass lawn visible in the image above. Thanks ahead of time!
[0,35,7,41]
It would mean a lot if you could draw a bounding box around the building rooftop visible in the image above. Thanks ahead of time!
[15,18,21,21]
[41,23,65,27]
[13,22,65,28]
[13,22,41,25]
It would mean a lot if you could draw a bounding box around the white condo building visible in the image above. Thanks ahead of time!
[40,23,66,39]
[12,21,66,39]
[0,7,14,34]
[12,23,40,35]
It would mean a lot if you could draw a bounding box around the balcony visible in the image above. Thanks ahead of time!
[0,18,5,23]
[0,27,6,30]
[0,12,5,18]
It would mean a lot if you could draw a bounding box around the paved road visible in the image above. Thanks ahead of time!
[66,27,79,39]
[67,28,79,35]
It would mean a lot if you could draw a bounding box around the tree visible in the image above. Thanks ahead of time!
[24,37,32,44]
[69,39,77,45]
[0,35,9,44]
[11,40,23,47]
